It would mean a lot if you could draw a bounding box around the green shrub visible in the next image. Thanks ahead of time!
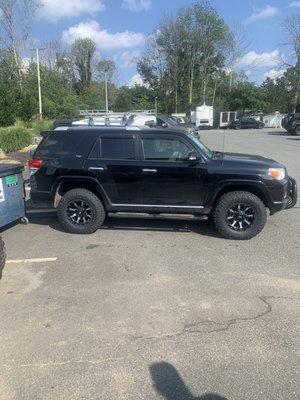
[29,119,53,135]
[0,126,33,153]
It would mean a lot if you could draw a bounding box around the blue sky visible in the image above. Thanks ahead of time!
[31,0,300,85]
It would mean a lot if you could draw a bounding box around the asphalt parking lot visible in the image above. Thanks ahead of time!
[0,128,299,400]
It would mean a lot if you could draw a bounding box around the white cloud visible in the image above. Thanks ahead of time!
[122,0,151,12]
[237,50,281,68]
[62,20,145,50]
[249,5,278,21]
[128,73,144,86]
[120,50,141,68]
[288,1,300,8]
[38,0,105,22]
[264,69,285,80]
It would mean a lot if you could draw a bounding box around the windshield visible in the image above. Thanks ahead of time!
[163,116,178,126]
[187,133,213,158]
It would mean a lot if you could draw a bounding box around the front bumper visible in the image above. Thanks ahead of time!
[268,176,297,214]
[285,176,297,209]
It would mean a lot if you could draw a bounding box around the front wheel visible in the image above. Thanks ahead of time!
[213,191,267,240]
[57,189,106,234]
[294,126,300,136]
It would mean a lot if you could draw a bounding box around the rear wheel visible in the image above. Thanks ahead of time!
[213,191,267,240]
[57,189,106,234]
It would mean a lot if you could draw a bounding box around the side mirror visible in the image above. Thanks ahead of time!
[188,151,200,162]
[161,122,168,128]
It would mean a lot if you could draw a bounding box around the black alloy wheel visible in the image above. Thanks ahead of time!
[67,200,93,225]
[225,203,255,231]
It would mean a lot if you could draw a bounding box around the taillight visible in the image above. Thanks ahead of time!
[28,159,43,176]
[28,159,43,169]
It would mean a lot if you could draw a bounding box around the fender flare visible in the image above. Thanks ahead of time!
[207,179,272,208]
[51,176,111,209]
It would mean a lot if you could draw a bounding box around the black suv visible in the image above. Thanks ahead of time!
[229,117,264,129]
[29,127,297,240]
[281,113,300,135]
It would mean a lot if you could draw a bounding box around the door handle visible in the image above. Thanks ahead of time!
[88,166,104,171]
[142,168,157,173]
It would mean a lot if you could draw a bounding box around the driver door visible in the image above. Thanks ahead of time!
[139,133,207,207]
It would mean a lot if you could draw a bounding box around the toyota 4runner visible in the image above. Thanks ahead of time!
[29,127,297,240]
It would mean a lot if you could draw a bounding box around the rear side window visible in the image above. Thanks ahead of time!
[101,138,135,160]
[35,132,88,157]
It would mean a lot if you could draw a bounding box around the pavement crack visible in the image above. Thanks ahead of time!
[131,296,293,341]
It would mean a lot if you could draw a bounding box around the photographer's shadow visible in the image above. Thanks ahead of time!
[150,362,228,400]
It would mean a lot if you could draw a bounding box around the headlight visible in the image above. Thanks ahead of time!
[268,168,286,180]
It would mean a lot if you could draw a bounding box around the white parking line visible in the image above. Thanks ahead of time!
[6,257,57,264]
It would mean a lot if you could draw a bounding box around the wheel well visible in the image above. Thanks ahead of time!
[54,180,104,208]
[213,185,269,208]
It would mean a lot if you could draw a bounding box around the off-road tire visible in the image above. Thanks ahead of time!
[213,191,267,240]
[57,189,106,234]
[294,126,300,136]
[0,237,6,280]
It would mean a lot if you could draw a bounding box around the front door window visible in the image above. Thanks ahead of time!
[143,138,190,161]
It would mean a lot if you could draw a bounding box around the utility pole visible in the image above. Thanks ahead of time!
[31,48,45,119]
[155,97,158,117]
[104,69,109,117]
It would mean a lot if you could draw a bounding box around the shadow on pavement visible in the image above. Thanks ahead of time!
[267,131,290,136]
[27,213,221,238]
[149,362,228,400]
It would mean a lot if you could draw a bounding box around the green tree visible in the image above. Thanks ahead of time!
[225,82,266,113]
[71,38,97,91]
[138,1,233,113]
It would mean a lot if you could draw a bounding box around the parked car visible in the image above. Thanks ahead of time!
[281,113,300,135]
[127,114,199,134]
[29,126,297,240]
[229,117,264,129]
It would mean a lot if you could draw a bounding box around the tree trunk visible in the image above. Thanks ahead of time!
[212,79,218,106]
[229,71,233,94]
[189,66,194,109]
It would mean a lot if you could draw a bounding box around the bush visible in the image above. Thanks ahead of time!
[29,119,53,135]
[0,126,33,153]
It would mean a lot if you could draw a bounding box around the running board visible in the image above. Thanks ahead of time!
[108,212,208,221]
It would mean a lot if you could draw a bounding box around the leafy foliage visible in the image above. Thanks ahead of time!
[0,126,33,152]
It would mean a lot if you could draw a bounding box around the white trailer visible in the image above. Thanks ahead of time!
[195,105,213,128]
[219,111,237,128]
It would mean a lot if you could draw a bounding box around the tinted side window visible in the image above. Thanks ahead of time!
[36,132,82,157]
[101,138,135,160]
[143,138,191,161]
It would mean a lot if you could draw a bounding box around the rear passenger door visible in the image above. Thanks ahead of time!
[85,134,144,205]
